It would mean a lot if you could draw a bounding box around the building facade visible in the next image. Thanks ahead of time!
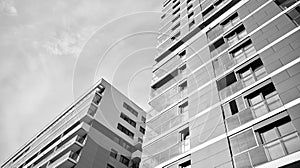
[141,0,300,168]
[1,79,146,168]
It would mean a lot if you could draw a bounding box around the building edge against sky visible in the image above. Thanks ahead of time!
[141,0,300,168]
[1,78,147,168]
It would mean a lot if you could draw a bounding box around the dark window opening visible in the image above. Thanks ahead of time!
[172,14,180,23]
[161,14,166,19]
[171,31,181,41]
[173,8,180,15]
[179,50,186,58]
[119,155,130,166]
[216,72,237,91]
[110,149,118,159]
[188,11,194,18]
[274,0,299,9]
[229,100,238,115]
[107,164,115,168]
[286,6,300,25]
[173,1,180,9]
[179,160,191,168]
[189,20,195,27]
[139,126,145,134]
[209,38,225,52]
[172,22,181,31]
[117,124,134,139]
[120,113,136,128]
[123,102,138,117]
[202,5,214,17]
[187,4,193,11]
[163,0,171,7]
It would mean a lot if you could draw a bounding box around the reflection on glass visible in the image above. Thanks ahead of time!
[265,141,285,160]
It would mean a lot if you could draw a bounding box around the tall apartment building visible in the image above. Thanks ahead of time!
[141,0,300,167]
[1,79,146,168]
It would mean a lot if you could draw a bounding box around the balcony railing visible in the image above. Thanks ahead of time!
[47,151,79,168]
[144,112,189,143]
[16,93,94,167]
[141,140,190,168]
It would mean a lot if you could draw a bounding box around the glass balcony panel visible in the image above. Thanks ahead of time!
[226,115,240,131]
[244,45,256,57]
[238,30,247,39]
[228,35,238,46]
[266,95,283,111]
[252,102,268,117]
[243,75,256,87]
[255,67,267,80]
[234,152,252,168]
[261,128,278,143]
[278,122,296,137]
[223,22,233,32]
[282,133,300,154]
[239,108,254,125]
[249,95,263,105]
[264,141,285,160]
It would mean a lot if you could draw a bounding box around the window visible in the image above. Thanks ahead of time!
[172,14,180,23]
[92,93,102,105]
[178,101,188,114]
[179,160,191,168]
[246,83,283,118]
[161,13,166,19]
[180,127,190,152]
[179,50,186,59]
[173,7,180,15]
[119,155,130,166]
[178,81,188,96]
[258,117,300,161]
[163,0,171,7]
[138,137,143,143]
[171,31,181,41]
[96,85,105,95]
[88,104,97,116]
[109,149,118,159]
[141,116,146,123]
[172,22,180,31]
[221,13,240,32]
[274,0,299,9]
[178,64,186,75]
[216,72,237,91]
[140,126,145,134]
[189,20,195,28]
[120,113,136,128]
[123,102,138,117]
[230,129,258,167]
[287,5,300,25]
[107,164,114,168]
[230,40,256,64]
[173,1,180,9]
[230,129,257,155]
[188,11,194,18]
[209,37,225,52]
[225,25,247,46]
[237,59,267,87]
[117,124,134,139]
[187,4,193,11]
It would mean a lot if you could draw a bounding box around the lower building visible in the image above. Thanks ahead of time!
[1,78,146,168]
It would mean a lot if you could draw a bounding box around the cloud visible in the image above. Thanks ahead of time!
[0,0,17,16]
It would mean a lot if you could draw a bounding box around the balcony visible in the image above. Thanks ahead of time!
[144,110,189,143]
[47,151,80,168]
[141,139,190,168]
[32,134,86,168]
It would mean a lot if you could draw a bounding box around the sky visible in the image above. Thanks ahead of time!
[0,0,163,163]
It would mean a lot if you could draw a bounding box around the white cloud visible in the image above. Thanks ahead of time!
[0,0,17,16]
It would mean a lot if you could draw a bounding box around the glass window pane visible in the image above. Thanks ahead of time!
[278,122,295,137]
[223,103,232,118]
[252,102,269,117]
[249,95,263,105]
[226,115,240,131]
[241,69,252,78]
[238,30,247,39]
[254,67,267,80]
[234,152,252,168]
[244,45,256,57]
[236,96,246,111]
[265,140,285,160]
[266,94,283,111]
[232,16,240,25]
[283,133,300,154]
[261,128,278,143]
[243,75,256,87]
